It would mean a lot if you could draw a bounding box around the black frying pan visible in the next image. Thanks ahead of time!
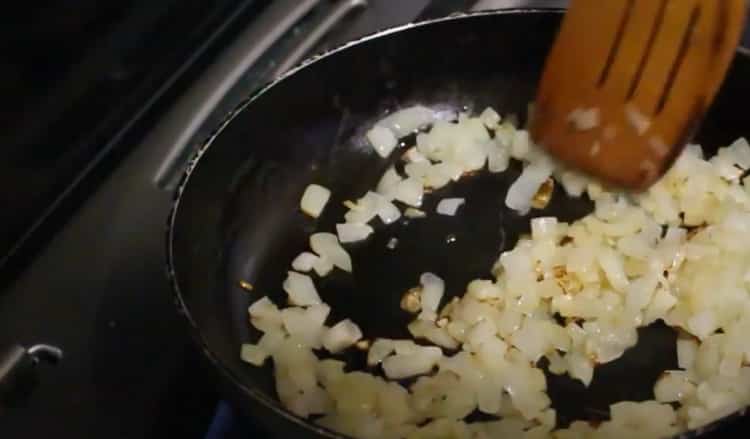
[167,9,750,438]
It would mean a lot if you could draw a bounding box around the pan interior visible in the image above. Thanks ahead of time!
[169,10,750,432]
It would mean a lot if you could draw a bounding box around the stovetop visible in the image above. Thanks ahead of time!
[0,1,747,438]
[0,1,451,438]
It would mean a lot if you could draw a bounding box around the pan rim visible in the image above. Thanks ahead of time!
[165,7,750,438]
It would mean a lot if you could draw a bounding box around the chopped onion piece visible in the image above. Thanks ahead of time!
[393,177,424,207]
[292,252,319,272]
[282,271,322,306]
[248,296,279,321]
[687,310,718,340]
[377,106,435,138]
[344,192,380,224]
[282,304,330,348]
[310,233,352,272]
[401,288,422,314]
[598,248,629,292]
[531,217,558,241]
[240,343,268,366]
[408,319,459,349]
[258,330,285,355]
[367,339,395,366]
[487,142,510,173]
[567,352,594,386]
[376,198,401,224]
[419,273,445,320]
[654,371,695,402]
[376,167,403,199]
[625,104,651,135]
[436,198,465,216]
[336,223,374,243]
[505,161,553,214]
[312,256,334,277]
[568,107,600,131]
[300,184,331,218]
[480,107,502,129]
[677,338,698,370]
[404,147,429,163]
[559,170,588,197]
[322,319,363,353]
[382,346,442,379]
[404,207,427,218]
[510,129,531,159]
[366,125,398,158]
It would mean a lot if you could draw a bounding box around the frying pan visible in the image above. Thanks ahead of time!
[167,8,750,439]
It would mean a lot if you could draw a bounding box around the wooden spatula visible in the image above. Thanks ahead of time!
[532,0,747,190]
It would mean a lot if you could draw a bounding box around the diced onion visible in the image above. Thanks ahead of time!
[677,338,698,370]
[568,107,600,131]
[367,339,395,366]
[408,319,459,349]
[312,256,334,277]
[505,161,553,214]
[404,147,429,163]
[510,129,531,159]
[376,199,401,224]
[300,184,331,218]
[323,319,363,353]
[404,207,427,218]
[418,273,445,321]
[282,304,330,348]
[654,371,695,402]
[487,141,510,173]
[248,296,280,321]
[310,233,352,272]
[283,271,322,306]
[344,192,380,224]
[687,310,718,340]
[382,346,442,379]
[480,107,501,129]
[241,106,750,439]
[366,125,398,158]
[240,343,268,366]
[567,352,594,386]
[377,106,436,138]
[625,104,651,135]
[393,177,424,207]
[436,198,465,216]
[336,223,374,243]
[376,167,403,199]
[292,252,319,272]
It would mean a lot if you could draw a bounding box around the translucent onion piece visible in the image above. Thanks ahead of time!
[323,319,363,353]
[436,198,465,216]
[505,161,553,214]
[366,125,398,158]
[282,271,322,306]
[336,223,374,243]
[292,252,319,272]
[377,106,436,138]
[300,184,331,218]
[310,233,352,272]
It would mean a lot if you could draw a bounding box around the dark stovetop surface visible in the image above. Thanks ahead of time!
[0,1,439,438]
[0,0,271,280]
[0,1,748,438]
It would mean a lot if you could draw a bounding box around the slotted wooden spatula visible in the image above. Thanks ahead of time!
[532,0,747,189]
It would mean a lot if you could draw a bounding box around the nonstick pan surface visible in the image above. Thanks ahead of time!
[167,9,750,438]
